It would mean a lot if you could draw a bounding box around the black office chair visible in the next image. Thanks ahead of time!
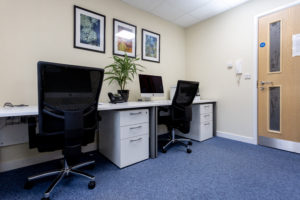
[158,80,199,153]
[24,61,104,200]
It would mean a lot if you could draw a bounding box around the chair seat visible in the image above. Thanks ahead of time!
[36,133,64,152]
[158,115,171,126]
[158,114,190,134]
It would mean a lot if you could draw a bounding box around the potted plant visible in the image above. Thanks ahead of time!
[104,54,145,102]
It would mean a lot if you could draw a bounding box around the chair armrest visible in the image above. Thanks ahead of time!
[28,117,37,149]
[97,112,102,121]
[158,106,171,117]
[158,106,169,113]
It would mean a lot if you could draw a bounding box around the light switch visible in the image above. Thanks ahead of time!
[244,73,251,80]
[227,61,233,69]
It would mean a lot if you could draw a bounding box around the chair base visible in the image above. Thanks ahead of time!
[24,159,96,200]
[161,129,192,153]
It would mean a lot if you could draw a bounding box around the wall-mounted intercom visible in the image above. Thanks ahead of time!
[235,59,243,75]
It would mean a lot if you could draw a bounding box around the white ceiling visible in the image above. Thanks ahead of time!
[121,0,250,27]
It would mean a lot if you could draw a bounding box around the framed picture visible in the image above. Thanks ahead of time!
[142,29,160,63]
[74,6,106,53]
[113,19,136,58]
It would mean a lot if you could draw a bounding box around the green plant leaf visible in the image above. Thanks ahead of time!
[104,54,145,90]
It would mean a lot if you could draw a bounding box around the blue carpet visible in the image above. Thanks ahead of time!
[1,137,300,200]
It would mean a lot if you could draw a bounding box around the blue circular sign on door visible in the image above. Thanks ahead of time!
[260,42,266,48]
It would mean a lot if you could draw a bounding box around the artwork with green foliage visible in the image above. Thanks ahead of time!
[80,14,100,46]
[74,6,106,53]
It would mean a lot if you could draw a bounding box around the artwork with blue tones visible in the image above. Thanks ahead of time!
[145,35,157,58]
[142,29,160,63]
[74,6,105,53]
[80,14,100,47]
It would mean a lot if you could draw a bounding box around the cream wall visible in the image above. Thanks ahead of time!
[0,0,186,105]
[185,0,297,143]
[0,0,185,171]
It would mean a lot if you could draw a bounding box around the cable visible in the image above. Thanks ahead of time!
[3,102,28,108]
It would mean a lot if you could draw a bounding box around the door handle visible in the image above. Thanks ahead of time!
[260,81,273,85]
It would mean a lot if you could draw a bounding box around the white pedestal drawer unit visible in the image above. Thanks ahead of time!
[99,109,149,168]
[176,104,213,141]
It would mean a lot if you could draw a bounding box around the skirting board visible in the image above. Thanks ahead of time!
[0,143,97,173]
[216,131,257,145]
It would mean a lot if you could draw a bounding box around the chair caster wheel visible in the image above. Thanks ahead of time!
[88,181,96,189]
[162,148,167,153]
[187,149,192,153]
[41,197,50,200]
[188,141,193,145]
[24,181,34,190]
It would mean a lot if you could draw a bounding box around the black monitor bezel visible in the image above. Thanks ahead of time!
[138,74,164,94]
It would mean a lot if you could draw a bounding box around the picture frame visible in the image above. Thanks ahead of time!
[113,19,137,58]
[74,6,106,53]
[142,29,160,63]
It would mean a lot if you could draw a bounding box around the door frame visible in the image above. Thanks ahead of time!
[254,0,300,145]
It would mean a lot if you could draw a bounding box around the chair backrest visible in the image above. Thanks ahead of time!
[37,61,104,154]
[171,80,199,133]
[172,80,199,107]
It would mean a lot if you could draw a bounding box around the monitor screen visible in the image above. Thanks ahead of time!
[139,74,164,94]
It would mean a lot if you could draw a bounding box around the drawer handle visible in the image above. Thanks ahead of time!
[130,112,142,115]
[130,138,142,142]
[204,105,210,108]
[204,114,210,117]
[204,122,210,125]
[130,126,142,130]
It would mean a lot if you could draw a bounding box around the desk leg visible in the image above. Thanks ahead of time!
[149,107,157,158]
[213,102,217,136]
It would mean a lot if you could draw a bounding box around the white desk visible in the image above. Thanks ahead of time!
[0,106,38,117]
[0,100,215,115]
[0,99,216,158]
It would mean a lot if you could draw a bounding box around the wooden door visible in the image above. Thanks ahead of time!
[258,5,300,144]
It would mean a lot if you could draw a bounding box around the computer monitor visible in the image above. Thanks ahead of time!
[139,74,164,100]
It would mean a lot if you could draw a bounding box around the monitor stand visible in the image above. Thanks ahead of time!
[143,97,152,101]
[138,97,152,101]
